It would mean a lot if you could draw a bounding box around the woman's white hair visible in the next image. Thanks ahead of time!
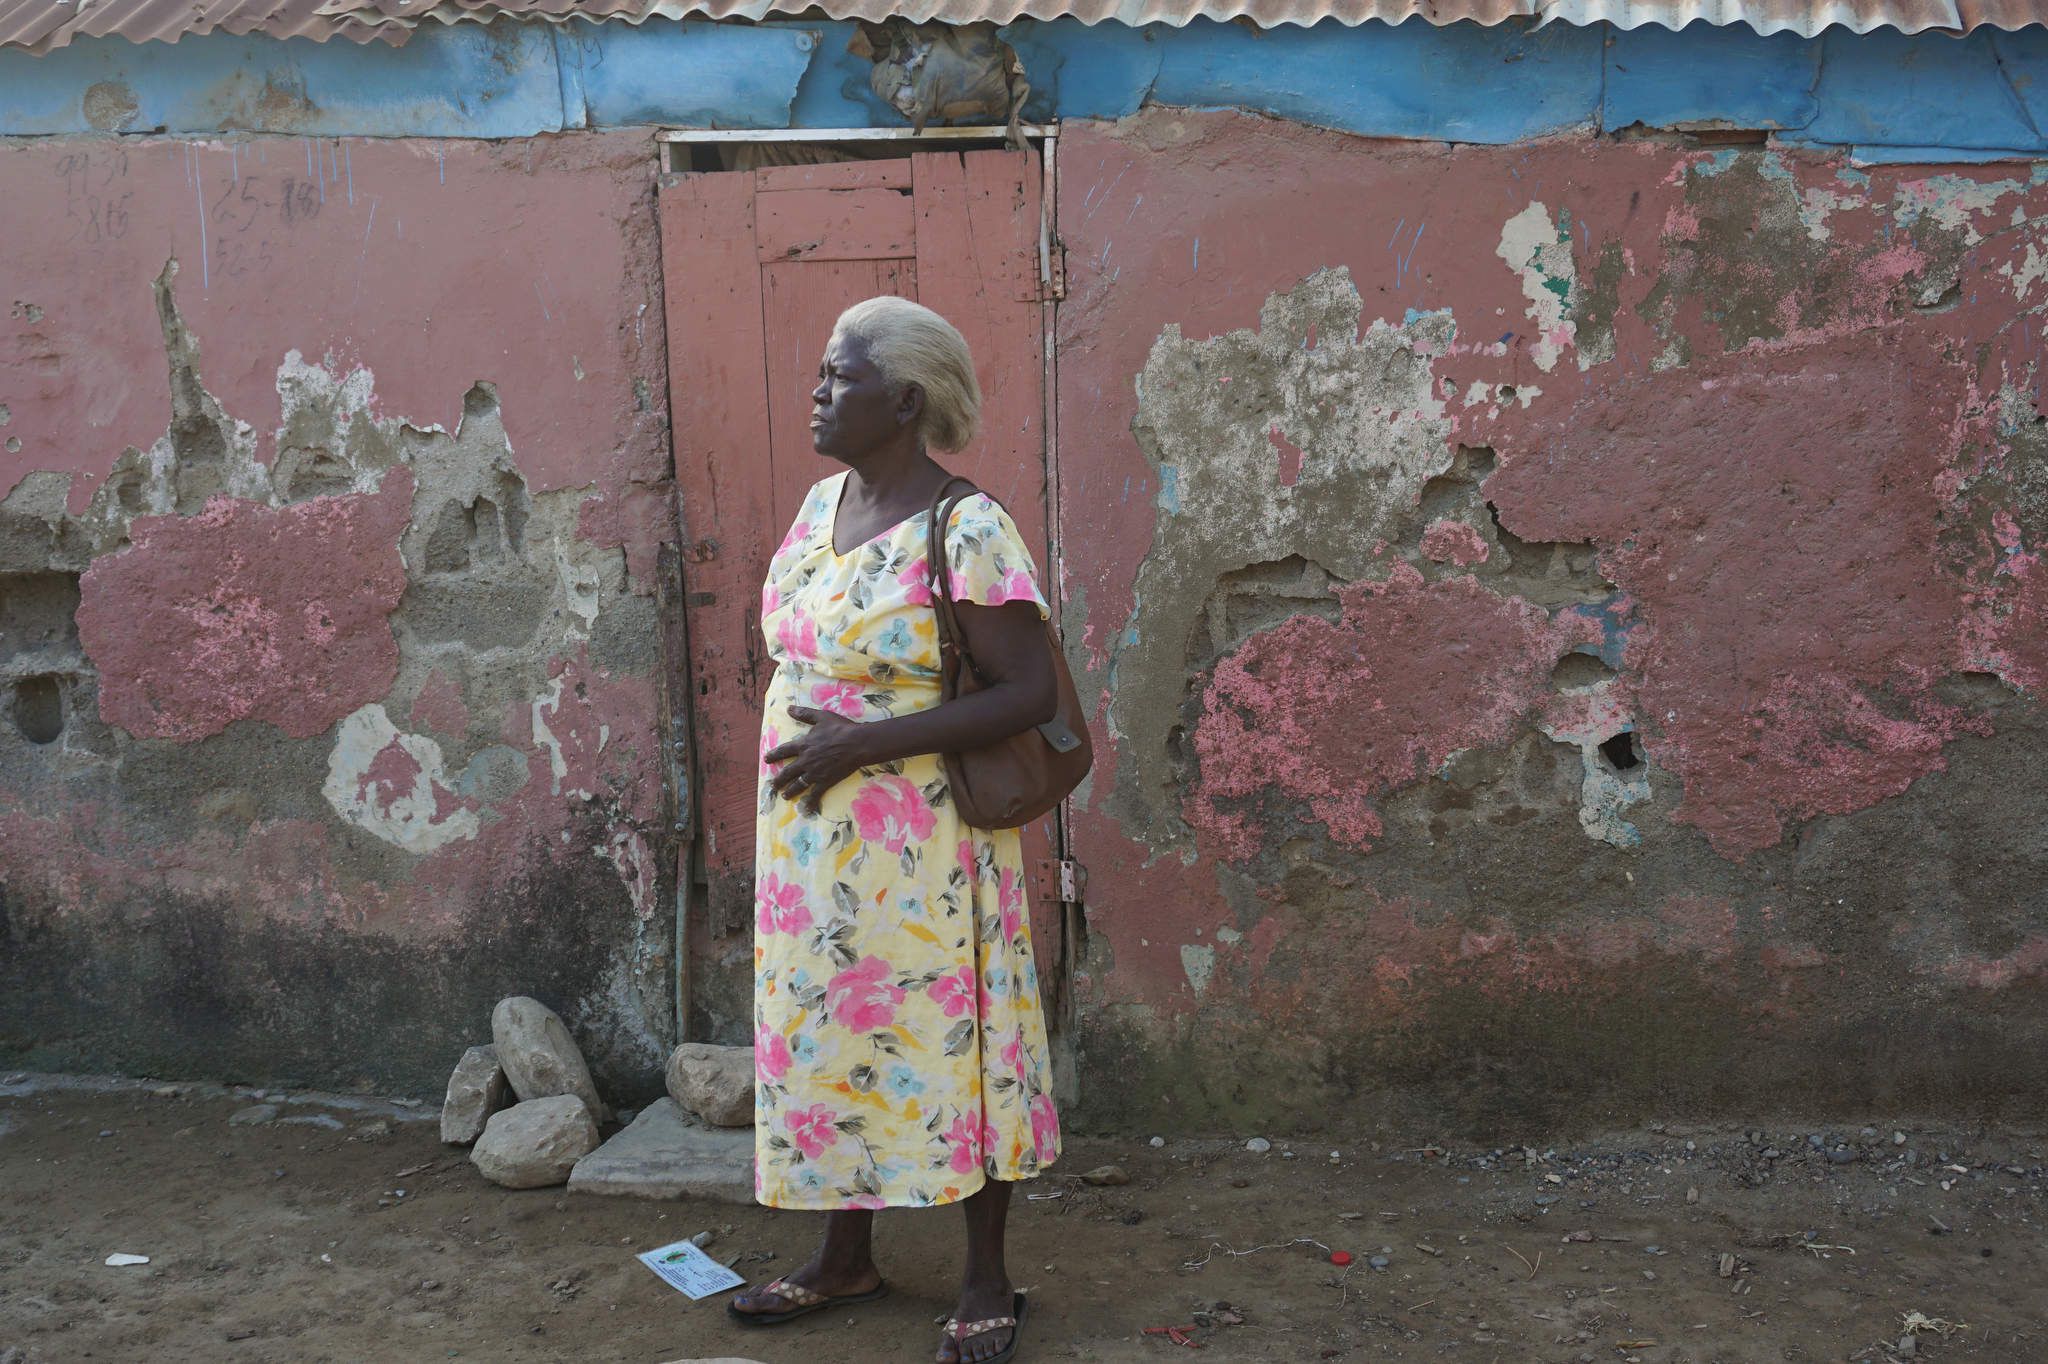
[833,296,982,452]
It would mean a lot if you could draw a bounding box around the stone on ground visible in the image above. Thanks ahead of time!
[228,1103,279,1126]
[490,996,608,1122]
[568,1098,753,1205]
[664,1043,754,1128]
[441,1044,510,1145]
[470,1095,600,1189]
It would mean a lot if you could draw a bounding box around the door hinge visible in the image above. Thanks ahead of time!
[1032,857,1087,904]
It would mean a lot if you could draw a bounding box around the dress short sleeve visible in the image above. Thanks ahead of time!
[943,493,1049,621]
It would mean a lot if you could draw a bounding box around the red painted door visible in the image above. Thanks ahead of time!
[659,150,1052,1041]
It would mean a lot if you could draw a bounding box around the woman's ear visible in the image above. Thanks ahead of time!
[897,383,926,429]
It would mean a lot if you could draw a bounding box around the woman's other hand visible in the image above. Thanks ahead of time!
[765,705,875,814]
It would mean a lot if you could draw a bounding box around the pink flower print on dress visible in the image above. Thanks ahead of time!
[850,775,936,854]
[899,556,934,607]
[987,568,1038,607]
[826,955,905,1032]
[776,519,812,558]
[755,1023,793,1082]
[998,867,1025,944]
[759,724,780,777]
[755,874,813,937]
[957,839,978,879]
[775,610,818,664]
[810,679,864,719]
[927,965,977,1019]
[785,1103,840,1159]
[942,1113,995,1175]
[1029,1093,1060,1162]
[1000,1030,1024,1074]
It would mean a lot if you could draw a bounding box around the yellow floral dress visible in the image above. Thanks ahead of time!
[753,471,1061,1210]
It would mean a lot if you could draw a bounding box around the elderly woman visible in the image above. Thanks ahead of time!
[726,295,1060,1364]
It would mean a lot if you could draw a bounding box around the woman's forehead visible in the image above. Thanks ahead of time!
[823,331,877,371]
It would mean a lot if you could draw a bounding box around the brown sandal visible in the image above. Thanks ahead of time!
[941,1291,1028,1363]
[726,1275,889,1326]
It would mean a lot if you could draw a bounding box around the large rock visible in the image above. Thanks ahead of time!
[470,1095,600,1189]
[665,1043,754,1128]
[441,1044,510,1145]
[491,996,608,1123]
[568,1099,754,1205]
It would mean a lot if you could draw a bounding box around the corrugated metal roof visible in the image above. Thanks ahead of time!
[0,0,397,54]
[2,0,2042,55]
[308,0,2042,34]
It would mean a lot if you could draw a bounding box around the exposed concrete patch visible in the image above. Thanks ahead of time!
[1110,268,1457,850]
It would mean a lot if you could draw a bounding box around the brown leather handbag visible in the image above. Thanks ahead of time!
[926,479,1092,829]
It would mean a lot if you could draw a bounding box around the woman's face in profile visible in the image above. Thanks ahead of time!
[810,332,913,461]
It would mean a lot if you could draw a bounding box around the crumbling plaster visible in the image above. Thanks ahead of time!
[1057,112,2048,1134]
[0,134,676,1099]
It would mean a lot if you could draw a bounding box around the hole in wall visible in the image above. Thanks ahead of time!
[12,675,63,744]
[1551,652,1617,689]
[1597,731,1641,771]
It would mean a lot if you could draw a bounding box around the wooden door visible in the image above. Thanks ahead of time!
[659,150,1051,1041]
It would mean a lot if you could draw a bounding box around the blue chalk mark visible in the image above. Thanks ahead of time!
[1193,236,1200,272]
[1157,466,1182,515]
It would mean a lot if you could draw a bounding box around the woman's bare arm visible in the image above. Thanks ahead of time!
[764,599,1055,814]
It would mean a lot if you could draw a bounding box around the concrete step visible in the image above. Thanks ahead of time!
[567,1098,754,1205]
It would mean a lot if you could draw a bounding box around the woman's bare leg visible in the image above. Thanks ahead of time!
[937,1179,1015,1363]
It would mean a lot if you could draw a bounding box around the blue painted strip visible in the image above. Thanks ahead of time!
[1604,20,1821,133]
[0,14,2045,162]
[1797,27,2044,152]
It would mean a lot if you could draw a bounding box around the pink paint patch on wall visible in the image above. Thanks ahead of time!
[1189,564,1596,859]
[76,474,411,741]
[1488,331,1980,856]
[1420,518,1489,566]
[408,668,471,738]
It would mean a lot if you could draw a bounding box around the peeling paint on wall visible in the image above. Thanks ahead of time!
[1496,202,1577,372]
[0,134,675,1100]
[1055,112,2048,1135]
[323,702,481,853]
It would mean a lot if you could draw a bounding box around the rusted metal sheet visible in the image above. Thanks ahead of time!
[0,0,397,55]
[307,0,2041,40]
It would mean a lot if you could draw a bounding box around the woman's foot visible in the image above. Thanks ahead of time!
[936,1278,1018,1363]
[728,1248,883,1318]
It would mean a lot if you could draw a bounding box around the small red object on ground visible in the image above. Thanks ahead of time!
[1144,1324,1203,1348]
[1330,1250,1354,1266]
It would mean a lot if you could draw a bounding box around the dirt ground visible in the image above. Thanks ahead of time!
[2,1073,2043,1364]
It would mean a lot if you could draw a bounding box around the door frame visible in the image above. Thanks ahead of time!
[651,125,1075,1078]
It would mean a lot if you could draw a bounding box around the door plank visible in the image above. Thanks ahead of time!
[755,161,914,193]
[910,149,1060,973]
[761,256,918,533]
[757,187,917,263]
[658,172,776,939]
[909,150,1046,556]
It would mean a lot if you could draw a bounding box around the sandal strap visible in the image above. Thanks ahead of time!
[759,1278,824,1307]
[949,1314,1018,1340]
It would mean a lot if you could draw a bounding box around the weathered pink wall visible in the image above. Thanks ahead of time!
[1055,112,2048,1135]
[0,134,679,1095]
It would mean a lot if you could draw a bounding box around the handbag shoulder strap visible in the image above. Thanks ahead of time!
[926,475,979,669]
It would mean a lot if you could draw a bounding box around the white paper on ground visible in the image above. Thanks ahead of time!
[104,1253,150,1266]
[636,1239,745,1300]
